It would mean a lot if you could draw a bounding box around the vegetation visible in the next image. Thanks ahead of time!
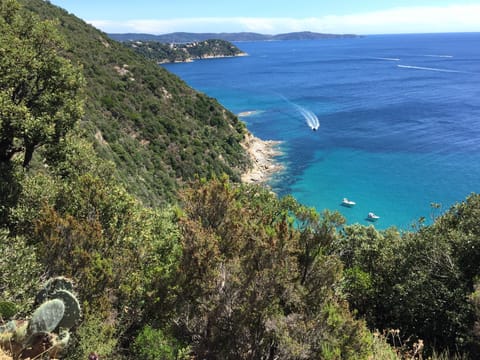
[0,0,84,168]
[125,39,246,64]
[19,0,250,207]
[0,277,81,359]
[1,0,480,359]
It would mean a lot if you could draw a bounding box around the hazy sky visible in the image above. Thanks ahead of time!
[49,0,480,35]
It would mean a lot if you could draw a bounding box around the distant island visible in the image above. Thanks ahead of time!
[124,39,247,64]
[109,31,359,43]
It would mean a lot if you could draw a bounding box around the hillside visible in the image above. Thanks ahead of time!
[3,2,480,359]
[19,0,251,206]
[125,39,247,64]
[110,31,359,43]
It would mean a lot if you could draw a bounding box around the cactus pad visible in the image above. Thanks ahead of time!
[35,276,75,305]
[27,299,65,336]
[50,289,81,329]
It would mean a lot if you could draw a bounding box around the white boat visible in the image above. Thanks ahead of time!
[367,212,380,221]
[342,198,356,207]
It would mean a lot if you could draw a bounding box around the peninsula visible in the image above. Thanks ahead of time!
[124,39,247,64]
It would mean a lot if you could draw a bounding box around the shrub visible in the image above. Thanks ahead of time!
[133,325,189,360]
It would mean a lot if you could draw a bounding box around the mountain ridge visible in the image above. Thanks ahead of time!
[109,31,360,43]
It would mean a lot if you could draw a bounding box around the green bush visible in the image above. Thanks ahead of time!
[0,302,17,320]
[66,316,117,360]
[0,229,42,315]
[133,325,188,360]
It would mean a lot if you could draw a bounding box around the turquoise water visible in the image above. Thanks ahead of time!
[164,33,480,229]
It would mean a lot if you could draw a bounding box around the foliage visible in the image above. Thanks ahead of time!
[133,325,190,360]
[19,0,250,206]
[125,39,245,64]
[0,229,42,315]
[170,177,373,359]
[66,316,117,360]
[32,174,181,326]
[4,1,480,359]
[335,195,480,358]
[0,277,81,359]
[0,303,17,321]
[0,0,84,168]
[370,331,401,360]
[0,162,22,227]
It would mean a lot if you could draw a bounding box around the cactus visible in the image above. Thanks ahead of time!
[51,289,81,329]
[35,276,75,305]
[0,320,17,344]
[0,320,27,349]
[34,276,81,330]
[0,277,82,359]
[27,299,65,336]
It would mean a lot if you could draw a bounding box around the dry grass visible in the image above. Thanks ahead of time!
[0,348,12,360]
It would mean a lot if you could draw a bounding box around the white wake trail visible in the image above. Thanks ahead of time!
[296,105,320,130]
[277,94,320,131]
[397,64,462,73]
[424,54,454,58]
[371,57,400,61]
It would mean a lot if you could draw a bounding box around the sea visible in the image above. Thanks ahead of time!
[163,33,480,230]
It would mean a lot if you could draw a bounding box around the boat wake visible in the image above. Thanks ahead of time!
[278,94,320,131]
[423,54,454,58]
[296,105,320,131]
[371,57,400,61]
[397,64,462,73]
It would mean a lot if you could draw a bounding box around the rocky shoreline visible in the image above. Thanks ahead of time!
[241,132,284,184]
[159,52,247,64]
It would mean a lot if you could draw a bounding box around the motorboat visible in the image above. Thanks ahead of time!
[342,198,356,207]
[367,212,380,221]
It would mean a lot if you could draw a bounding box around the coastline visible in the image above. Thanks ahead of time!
[158,52,248,64]
[241,132,284,184]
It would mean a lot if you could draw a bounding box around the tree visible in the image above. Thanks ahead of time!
[173,177,373,359]
[0,0,84,167]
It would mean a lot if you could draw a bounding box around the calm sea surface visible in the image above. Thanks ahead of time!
[163,33,480,229]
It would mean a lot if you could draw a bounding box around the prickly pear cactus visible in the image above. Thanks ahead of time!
[0,276,82,359]
[35,276,82,330]
[35,276,75,305]
[50,289,81,330]
[27,299,65,337]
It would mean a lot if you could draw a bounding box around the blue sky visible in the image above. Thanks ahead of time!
[49,1,480,35]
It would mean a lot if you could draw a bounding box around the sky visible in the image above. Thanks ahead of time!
[48,0,480,35]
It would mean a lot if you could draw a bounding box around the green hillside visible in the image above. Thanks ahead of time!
[3,1,480,359]
[125,39,246,64]
[20,0,250,206]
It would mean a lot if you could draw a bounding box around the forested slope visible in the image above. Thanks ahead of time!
[20,0,250,206]
[125,39,246,64]
[2,1,480,359]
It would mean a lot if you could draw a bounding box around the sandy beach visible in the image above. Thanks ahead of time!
[241,132,284,184]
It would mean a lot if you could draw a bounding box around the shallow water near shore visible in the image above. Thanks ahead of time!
[164,33,480,229]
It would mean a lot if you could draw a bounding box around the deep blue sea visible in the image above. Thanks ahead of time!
[163,33,480,229]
